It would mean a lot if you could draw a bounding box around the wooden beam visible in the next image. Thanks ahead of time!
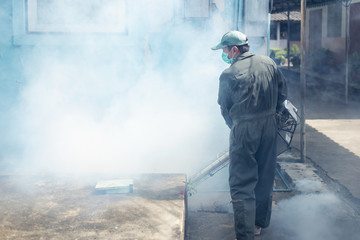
[300,0,306,163]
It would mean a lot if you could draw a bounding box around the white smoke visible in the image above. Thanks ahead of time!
[276,192,341,240]
[295,179,326,193]
[5,0,232,175]
[270,180,356,240]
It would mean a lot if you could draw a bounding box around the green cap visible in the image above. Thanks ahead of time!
[211,31,248,50]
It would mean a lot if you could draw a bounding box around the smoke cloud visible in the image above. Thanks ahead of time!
[270,179,357,240]
[2,0,233,175]
[275,192,341,240]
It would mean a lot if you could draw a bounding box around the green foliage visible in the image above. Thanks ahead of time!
[284,44,299,58]
[275,50,287,59]
[287,44,300,67]
[290,44,299,57]
[291,55,301,67]
[270,48,281,59]
[270,45,300,66]
[270,48,286,65]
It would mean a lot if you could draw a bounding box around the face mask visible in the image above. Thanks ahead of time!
[222,52,234,64]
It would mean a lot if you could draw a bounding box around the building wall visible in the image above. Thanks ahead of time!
[270,39,287,49]
[349,1,360,55]
[1,0,271,114]
[305,0,360,64]
[270,39,300,51]
[0,1,22,113]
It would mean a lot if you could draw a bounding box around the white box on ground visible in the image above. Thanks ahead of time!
[95,179,134,194]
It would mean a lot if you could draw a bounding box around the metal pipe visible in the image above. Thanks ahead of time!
[300,0,306,163]
[273,167,292,192]
[287,6,290,69]
[234,0,238,30]
[239,0,245,31]
[267,13,271,56]
[189,151,230,186]
[233,0,241,31]
[344,0,352,104]
[192,166,292,193]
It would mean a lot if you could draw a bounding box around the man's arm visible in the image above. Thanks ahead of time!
[276,68,288,112]
[218,75,233,128]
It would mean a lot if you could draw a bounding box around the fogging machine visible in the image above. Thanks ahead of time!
[188,100,299,194]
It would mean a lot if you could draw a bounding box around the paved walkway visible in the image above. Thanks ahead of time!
[263,70,360,239]
[286,68,360,203]
[305,119,360,199]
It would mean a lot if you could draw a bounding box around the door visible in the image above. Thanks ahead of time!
[350,3,360,55]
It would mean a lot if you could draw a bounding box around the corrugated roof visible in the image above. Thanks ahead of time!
[271,11,301,21]
[271,0,341,13]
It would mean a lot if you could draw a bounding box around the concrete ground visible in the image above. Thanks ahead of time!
[289,67,360,213]
[186,149,360,240]
[186,69,360,239]
[296,120,360,199]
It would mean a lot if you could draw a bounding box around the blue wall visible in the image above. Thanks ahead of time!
[0,0,23,110]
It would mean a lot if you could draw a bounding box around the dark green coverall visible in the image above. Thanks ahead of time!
[217,52,287,239]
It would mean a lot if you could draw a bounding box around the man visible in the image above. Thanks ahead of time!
[211,31,287,239]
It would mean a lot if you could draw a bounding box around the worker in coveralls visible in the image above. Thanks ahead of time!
[212,31,287,239]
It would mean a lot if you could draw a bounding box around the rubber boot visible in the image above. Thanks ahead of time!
[232,199,256,240]
[255,193,273,228]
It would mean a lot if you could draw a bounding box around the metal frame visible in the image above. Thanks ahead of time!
[277,101,300,155]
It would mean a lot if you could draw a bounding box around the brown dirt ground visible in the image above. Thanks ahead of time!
[0,174,186,240]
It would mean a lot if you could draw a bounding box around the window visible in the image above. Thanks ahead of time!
[289,22,300,41]
[27,0,127,33]
[279,22,300,41]
[280,22,288,39]
[184,0,210,18]
[270,22,277,40]
[327,3,342,37]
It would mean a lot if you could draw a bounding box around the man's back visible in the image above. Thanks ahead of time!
[218,52,287,127]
